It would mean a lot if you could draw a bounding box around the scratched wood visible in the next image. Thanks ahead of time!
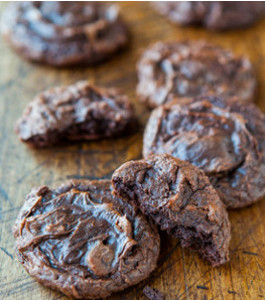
[0,2,264,300]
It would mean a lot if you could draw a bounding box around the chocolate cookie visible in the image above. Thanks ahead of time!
[13,180,160,299]
[143,96,265,208]
[15,81,136,147]
[152,2,264,30]
[1,2,129,66]
[137,41,256,108]
[112,154,231,267]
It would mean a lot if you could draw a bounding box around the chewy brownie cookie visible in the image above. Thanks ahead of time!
[13,180,160,299]
[137,41,256,108]
[1,2,129,66]
[143,96,265,209]
[152,1,264,30]
[15,81,136,147]
[112,154,231,267]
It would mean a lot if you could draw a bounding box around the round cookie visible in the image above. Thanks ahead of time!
[15,81,136,147]
[112,154,231,267]
[143,96,265,208]
[152,1,264,30]
[137,41,257,108]
[1,2,129,66]
[13,180,160,299]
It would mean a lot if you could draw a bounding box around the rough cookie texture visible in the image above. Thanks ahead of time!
[15,81,136,147]
[1,2,129,66]
[152,1,264,30]
[13,180,160,299]
[198,95,265,156]
[137,41,256,108]
[143,96,265,208]
[112,154,231,266]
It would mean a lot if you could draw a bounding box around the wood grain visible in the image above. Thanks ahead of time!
[0,2,264,300]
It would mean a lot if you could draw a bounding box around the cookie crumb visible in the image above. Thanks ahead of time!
[143,286,165,300]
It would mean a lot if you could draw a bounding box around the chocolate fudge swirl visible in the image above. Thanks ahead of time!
[13,180,160,299]
[152,1,265,31]
[112,154,231,267]
[15,81,136,147]
[137,41,256,108]
[143,97,265,208]
[1,2,129,66]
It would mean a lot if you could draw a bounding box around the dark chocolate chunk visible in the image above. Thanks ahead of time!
[152,2,264,30]
[143,286,165,300]
[15,81,136,147]
[143,96,265,208]
[137,41,256,108]
[112,154,231,267]
[13,180,160,299]
[1,2,129,66]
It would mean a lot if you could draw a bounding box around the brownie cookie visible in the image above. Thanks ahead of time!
[1,2,129,66]
[13,180,160,299]
[143,96,265,208]
[137,41,256,108]
[112,154,231,267]
[152,2,264,30]
[15,81,136,147]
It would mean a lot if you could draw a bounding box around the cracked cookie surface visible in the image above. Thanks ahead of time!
[15,81,136,147]
[112,154,231,266]
[137,41,256,108]
[13,180,160,299]
[1,2,129,66]
[143,96,265,208]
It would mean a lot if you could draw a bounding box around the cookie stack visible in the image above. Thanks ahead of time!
[1,1,264,299]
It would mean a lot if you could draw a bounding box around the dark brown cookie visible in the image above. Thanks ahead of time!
[112,154,231,267]
[143,96,265,208]
[15,81,136,147]
[152,1,264,30]
[13,180,160,299]
[1,2,129,66]
[137,41,256,108]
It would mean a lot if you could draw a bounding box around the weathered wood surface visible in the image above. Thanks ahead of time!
[0,2,264,300]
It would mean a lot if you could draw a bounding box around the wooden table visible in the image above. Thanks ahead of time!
[0,2,264,299]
